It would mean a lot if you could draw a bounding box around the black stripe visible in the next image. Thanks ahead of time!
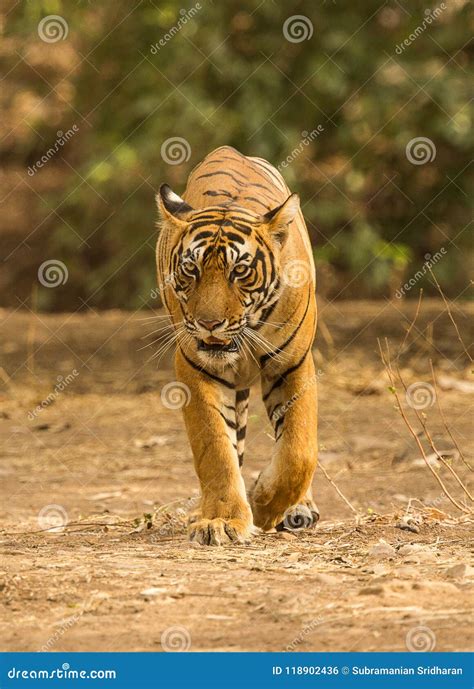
[262,342,313,402]
[220,412,237,430]
[196,171,246,185]
[260,289,311,367]
[203,190,235,198]
[238,452,244,467]
[189,220,221,231]
[180,349,235,389]
[221,230,245,244]
[255,300,278,330]
[236,389,249,403]
[243,196,272,209]
[268,403,281,419]
[222,219,252,235]
[193,231,214,241]
[274,415,285,437]
[236,426,247,441]
[242,181,276,193]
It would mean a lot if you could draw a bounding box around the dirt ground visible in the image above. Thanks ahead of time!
[1,299,473,653]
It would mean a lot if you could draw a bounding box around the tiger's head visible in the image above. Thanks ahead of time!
[156,184,299,363]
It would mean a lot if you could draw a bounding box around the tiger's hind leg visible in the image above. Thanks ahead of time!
[249,352,318,531]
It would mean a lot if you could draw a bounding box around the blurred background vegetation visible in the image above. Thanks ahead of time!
[1,0,472,311]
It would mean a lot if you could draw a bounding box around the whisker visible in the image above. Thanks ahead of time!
[136,313,172,322]
[244,328,292,363]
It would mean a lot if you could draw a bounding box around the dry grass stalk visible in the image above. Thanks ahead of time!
[395,361,473,503]
[318,460,359,515]
[430,360,473,472]
[378,338,470,514]
[428,266,472,362]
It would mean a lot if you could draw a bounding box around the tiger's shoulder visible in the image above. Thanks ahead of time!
[187,145,288,197]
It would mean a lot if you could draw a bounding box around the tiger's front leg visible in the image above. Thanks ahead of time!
[175,349,253,545]
[250,351,318,531]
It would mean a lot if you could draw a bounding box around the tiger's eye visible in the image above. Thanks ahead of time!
[181,259,197,277]
[233,264,251,279]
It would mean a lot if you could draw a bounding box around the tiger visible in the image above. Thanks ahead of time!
[155,145,318,545]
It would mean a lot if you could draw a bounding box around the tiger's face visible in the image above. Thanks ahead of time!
[157,185,299,363]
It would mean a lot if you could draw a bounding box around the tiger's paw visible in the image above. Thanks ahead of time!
[188,517,251,546]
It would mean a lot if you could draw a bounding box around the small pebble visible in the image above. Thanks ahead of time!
[368,539,396,559]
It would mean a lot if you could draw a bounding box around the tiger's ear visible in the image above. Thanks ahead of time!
[156,184,194,224]
[262,193,300,247]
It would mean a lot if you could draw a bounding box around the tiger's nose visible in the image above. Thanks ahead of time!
[197,318,224,332]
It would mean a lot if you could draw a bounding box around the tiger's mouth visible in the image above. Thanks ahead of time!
[197,337,240,354]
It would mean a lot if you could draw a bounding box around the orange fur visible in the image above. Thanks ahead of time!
[156,146,318,545]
